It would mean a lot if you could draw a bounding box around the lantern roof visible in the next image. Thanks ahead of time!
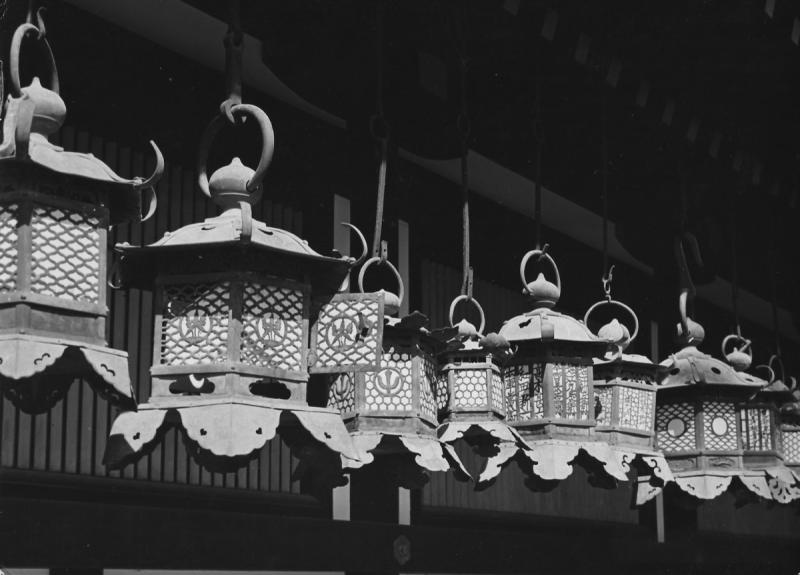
[499,307,601,344]
[117,107,365,292]
[659,344,767,390]
[0,37,161,224]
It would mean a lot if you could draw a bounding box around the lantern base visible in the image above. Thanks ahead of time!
[637,466,800,504]
[343,430,470,488]
[594,428,655,449]
[104,397,361,470]
[0,333,133,412]
[345,413,438,435]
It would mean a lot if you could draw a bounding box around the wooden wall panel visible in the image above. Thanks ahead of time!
[0,128,308,497]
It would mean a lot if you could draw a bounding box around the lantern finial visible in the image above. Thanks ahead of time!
[519,247,561,308]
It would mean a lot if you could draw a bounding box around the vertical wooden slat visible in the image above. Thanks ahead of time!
[63,380,80,474]
[15,408,31,469]
[33,411,48,470]
[0,396,16,467]
[248,449,258,490]
[47,390,65,472]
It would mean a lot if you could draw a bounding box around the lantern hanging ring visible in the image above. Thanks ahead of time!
[357,255,405,307]
[721,333,752,360]
[584,298,639,344]
[197,103,275,197]
[519,246,561,295]
[9,18,59,97]
[449,294,485,335]
[754,363,776,385]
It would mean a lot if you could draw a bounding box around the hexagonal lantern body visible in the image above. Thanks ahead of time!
[438,335,506,424]
[500,310,606,440]
[329,312,439,436]
[648,329,797,502]
[592,354,660,451]
[104,105,366,470]
[0,24,160,412]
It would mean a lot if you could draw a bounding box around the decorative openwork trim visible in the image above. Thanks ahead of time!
[104,401,361,467]
[636,467,800,504]
[476,438,672,493]
[0,334,132,398]
[343,431,470,479]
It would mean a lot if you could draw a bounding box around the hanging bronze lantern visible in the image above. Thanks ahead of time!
[778,368,800,480]
[738,354,800,502]
[585,295,672,498]
[104,104,370,472]
[636,299,798,503]
[498,248,634,488]
[433,295,533,487]
[0,17,161,412]
[325,256,469,487]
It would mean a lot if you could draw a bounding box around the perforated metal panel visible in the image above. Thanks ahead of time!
[453,369,487,409]
[365,348,413,411]
[782,428,800,463]
[490,372,504,414]
[595,387,613,426]
[552,363,590,420]
[0,203,18,292]
[619,387,655,432]
[741,407,773,451]
[30,205,100,303]
[703,402,738,451]
[328,372,356,414]
[160,282,230,365]
[419,354,437,421]
[436,371,449,412]
[240,283,305,371]
[312,293,382,373]
[656,402,695,452]
[504,363,544,422]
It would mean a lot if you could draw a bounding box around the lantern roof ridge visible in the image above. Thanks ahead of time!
[659,345,767,388]
[498,305,600,343]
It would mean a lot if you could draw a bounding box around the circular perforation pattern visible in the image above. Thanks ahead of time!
[328,373,356,414]
[365,349,413,411]
[161,282,230,365]
[453,369,488,409]
[240,283,304,371]
[656,402,695,452]
[702,401,737,451]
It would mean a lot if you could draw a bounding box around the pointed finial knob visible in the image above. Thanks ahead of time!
[23,77,65,137]
[208,157,258,210]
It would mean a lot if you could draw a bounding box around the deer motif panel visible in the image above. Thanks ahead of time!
[595,386,613,426]
[240,282,305,371]
[328,372,356,415]
[160,282,230,365]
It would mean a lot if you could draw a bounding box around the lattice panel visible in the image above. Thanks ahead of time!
[595,387,613,426]
[365,348,413,411]
[436,372,449,412]
[0,203,18,292]
[419,354,437,421]
[703,402,738,451]
[240,283,304,371]
[504,363,544,422]
[453,369,488,409]
[30,205,100,303]
[782,429,800,463]
[552,363,590,420]
[161,282,230,365]
[490,372,505,414]
[314,295,380,370]
[328,372,356,414]
[656,402,695,452]
[740,408,773,451]
[619,387,655,431]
